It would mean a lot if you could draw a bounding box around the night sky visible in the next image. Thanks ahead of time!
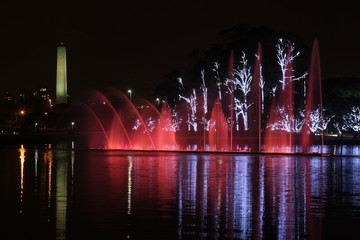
[1,0,359,100]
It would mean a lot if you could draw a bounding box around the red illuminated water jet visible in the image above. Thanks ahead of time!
[209,97,229,151]
[302,39,324,153]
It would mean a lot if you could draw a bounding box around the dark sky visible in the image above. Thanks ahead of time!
[1,0,359,99]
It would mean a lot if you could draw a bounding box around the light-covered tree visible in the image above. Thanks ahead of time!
[276,39,307,90]
[342,107,360,133]
[179,89,198,132]
[266,107,304,133]
[224,52,253,131]
[307,108,334,133]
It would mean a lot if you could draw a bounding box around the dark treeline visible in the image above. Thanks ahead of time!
[323,77,360,126]
[153,24,360,126]
[153,24,310,107]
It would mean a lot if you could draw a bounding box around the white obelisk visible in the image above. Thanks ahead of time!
[56,44,68,104]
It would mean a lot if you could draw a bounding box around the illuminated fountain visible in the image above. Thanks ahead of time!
[65,38,326,154]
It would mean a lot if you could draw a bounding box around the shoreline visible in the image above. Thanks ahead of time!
[0,130,74,145]
[1,131,359,146]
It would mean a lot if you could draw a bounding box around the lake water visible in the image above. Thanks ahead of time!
[2,143,360,240]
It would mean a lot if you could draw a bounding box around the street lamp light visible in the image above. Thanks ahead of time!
[156,98,160,105]
[127,89,132,100]
[71,122,75,130]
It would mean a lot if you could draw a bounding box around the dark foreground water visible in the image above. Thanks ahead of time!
[1,144,360,240]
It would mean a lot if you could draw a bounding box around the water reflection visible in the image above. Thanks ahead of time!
[325,144,360,156]
[4,146,360,239]
[55,150,69,240]
[127,156,133,215]
[177,155,313,239]
[18,145,25,214]
[11,145,73,239]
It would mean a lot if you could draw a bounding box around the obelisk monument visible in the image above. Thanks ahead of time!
[56,43,68,104]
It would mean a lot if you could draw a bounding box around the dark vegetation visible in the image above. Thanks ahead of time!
[153,24,360,129]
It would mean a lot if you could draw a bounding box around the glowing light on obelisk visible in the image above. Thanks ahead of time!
[56,44,68,104]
